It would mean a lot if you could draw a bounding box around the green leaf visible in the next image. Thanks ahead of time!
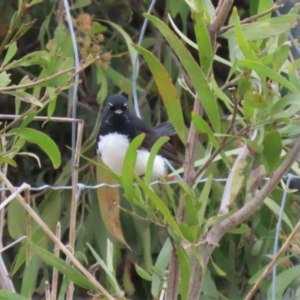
[96,66,108,103]
[0,291,29,300]
[0,156,17,167]
[7,201,26,239]
[146,14,220,132]
[133,174,181,236]
[1,42,17,67]
[16,128,61,169]
[177,246,190,300]
[198,174,212,228]
[135,264,152,281]
[101,20,137,69]
[264,198,293,230]
[151,239,172,298]
[262,130,282,172]
[211,258,226,276]
[192,113,227,163]
[238,60,299,93]
[192,12,213,75]
[229,223,250,234]
[29,241,97,291]
[21,253,40,298]
[145,136,169,184]
[87,243,122,294]
[105,66,143,95]
[72,0,91,9]
[11,20,36,43]
[232,8,260,62]
[133,45,186,142]
[0,71,11,87]
[4,50,51,70]
[27,0,43,7]
[222,14,299,41]
[3,91,43,107]
[122,133,145,200]
[271,92,300,115]
[243,92,267,108]
[183,193,198,227]
[267,265,300,300]
[168,14,235,69]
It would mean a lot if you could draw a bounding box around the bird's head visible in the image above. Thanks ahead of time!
[105,95,128,115]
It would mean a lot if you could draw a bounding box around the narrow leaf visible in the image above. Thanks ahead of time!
[122,133,145,200]
[146,14,220,132]
[192,12,213,75]
[16,128,61,169]
[133,44,186,142]
[29,241,97,291]
[96,156,129,247]
[238,60,299,92]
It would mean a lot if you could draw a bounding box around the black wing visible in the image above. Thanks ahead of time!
[132,115,181,164]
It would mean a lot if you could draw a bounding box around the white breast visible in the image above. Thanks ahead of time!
[97,133,166,177]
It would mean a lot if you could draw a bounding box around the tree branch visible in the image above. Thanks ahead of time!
[187,140,300,300]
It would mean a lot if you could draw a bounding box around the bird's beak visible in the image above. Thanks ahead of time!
[114,109,123,115]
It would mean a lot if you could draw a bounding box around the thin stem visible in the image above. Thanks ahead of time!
[220,4,284,33]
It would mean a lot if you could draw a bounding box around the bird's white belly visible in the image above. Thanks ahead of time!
[97,133,166,177]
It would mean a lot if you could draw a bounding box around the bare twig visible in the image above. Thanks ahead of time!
[45,281,51,300]
[50,222,61,300]
[67,120,84,298]
[245,218,300,300]
[220,4,284,34]
[25,188,31,259]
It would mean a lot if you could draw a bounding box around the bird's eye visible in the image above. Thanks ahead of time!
[108,103,115,111]
[123,103,128,109]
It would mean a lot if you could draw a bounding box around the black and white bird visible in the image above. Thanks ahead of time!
[97,94,180,177]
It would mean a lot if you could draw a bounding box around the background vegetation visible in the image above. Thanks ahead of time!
[1,0,300,299]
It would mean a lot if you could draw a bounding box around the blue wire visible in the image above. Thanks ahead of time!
[132,0,157,118]
[62,0,80,171]
[271,174,293,300]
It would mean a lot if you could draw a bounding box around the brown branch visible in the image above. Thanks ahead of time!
[245,218,300,300]
[187,139,300,300]
[208,0,234,42]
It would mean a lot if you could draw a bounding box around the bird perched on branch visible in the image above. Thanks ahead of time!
[97,94,180,177]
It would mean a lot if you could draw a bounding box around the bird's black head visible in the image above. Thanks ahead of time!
[105,94,128,116]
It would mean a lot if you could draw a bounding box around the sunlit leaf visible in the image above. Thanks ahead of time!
[192,12,213,75]
[4,51,51,70]
[135,264,152,281]
[146,14,220,132]
[243,92,267,108]
[0,156,17,167]
[0,71,11,87]
[238,60,299,93]
[3,90,43,107]
[16,128,61,169]
[1,42,17,67]
[133,45,186,142]
[222,14,299,40]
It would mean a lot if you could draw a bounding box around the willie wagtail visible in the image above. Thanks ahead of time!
[97,94,180,177]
